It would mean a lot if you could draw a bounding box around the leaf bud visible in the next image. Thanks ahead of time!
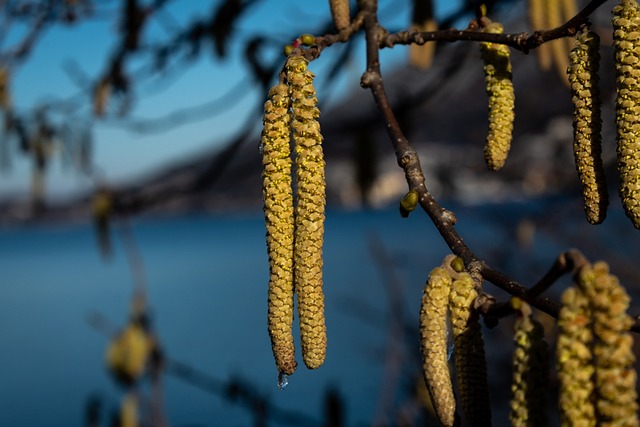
[399,189,419,217]
[300,34,315,46]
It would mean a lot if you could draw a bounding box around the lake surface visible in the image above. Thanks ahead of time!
[1,199,639,426]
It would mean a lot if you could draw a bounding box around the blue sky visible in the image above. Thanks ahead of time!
[0,0,463,202]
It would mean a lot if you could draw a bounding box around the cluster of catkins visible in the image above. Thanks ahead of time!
[420,256,637,426]
[527,0,578,81]
[420,255,491,427]
[557,261,638,426]
[261,55,327,378]
[481,0,640,229]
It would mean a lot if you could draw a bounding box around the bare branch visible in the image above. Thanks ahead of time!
[382,0,609,54]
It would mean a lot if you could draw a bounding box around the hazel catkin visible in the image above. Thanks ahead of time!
[286,55,327,370]
[613,0,640,228]
[420,266,457,427]
[449,272,492,427]
[528,0,552,70]
[262,82,297,376]
[557,286,596,427]
[509,298,549,427]
[577,262,638,426]
[568,26,608,224]
[480,21,515,171]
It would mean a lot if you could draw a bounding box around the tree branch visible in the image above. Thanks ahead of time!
[381,0,609,54]
[354,0,640,332]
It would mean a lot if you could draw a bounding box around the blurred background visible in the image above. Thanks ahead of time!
[1,0,640,426]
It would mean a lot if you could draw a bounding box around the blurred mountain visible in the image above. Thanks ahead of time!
[0,11,620,224]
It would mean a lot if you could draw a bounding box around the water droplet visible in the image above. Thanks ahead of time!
[446,313,455,361]
[447,340,455,361]
[259,142,265,155]
[277,372,289,390]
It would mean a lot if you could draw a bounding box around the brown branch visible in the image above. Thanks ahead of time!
[526,249,588,299]
[478,250,589,325]
[354,0,632,329]
[382,0,609,54]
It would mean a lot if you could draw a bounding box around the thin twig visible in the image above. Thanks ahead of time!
[354,0,625,328]
[382,0,608,53]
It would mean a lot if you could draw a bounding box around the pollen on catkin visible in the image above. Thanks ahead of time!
[568,26,608,224]
[420,266,457,427]
[577,262,638,426]
[286,55,327,370]
[480,21,515,171]
[449,272,492,427]
[557,285,596,427]
[613,0,640,229]
[509,298,550,427]
[262,82,297,376]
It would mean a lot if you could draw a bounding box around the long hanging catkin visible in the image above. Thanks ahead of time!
[449,272,492,427]
[509,298,549,427]
[420,265,457,427]
[568,26,608,224]
[613,0,640,228]
[262,82,297,376]
[578,262,638,426]
[557,286,596,427]
[528,0,552,70]
[480,21,515,171]
[286,56,327,370]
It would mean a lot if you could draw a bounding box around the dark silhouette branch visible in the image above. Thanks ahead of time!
[87,311,323,427]
[382,0,609,53]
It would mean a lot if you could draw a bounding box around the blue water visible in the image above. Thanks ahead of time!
[1,200,639,427]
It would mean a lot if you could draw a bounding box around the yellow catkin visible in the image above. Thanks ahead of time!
[106,323,153,383]
[557,287,596,427]
[286,56,327,370]
[509,299,549,427]
[409,0,437,90]
[528,0,552,70]
[546,0,570,86]
[560,0,579,55]
[577,262,638,426]
[420,266,457,427]
[449,272,492,427]
[262,82,297,376]
[120,393,138,427]
[409,19,438,70]
[480,21,515,171]
[329,0,350,31]
[613,0,640,228]
[568,27,608,224]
